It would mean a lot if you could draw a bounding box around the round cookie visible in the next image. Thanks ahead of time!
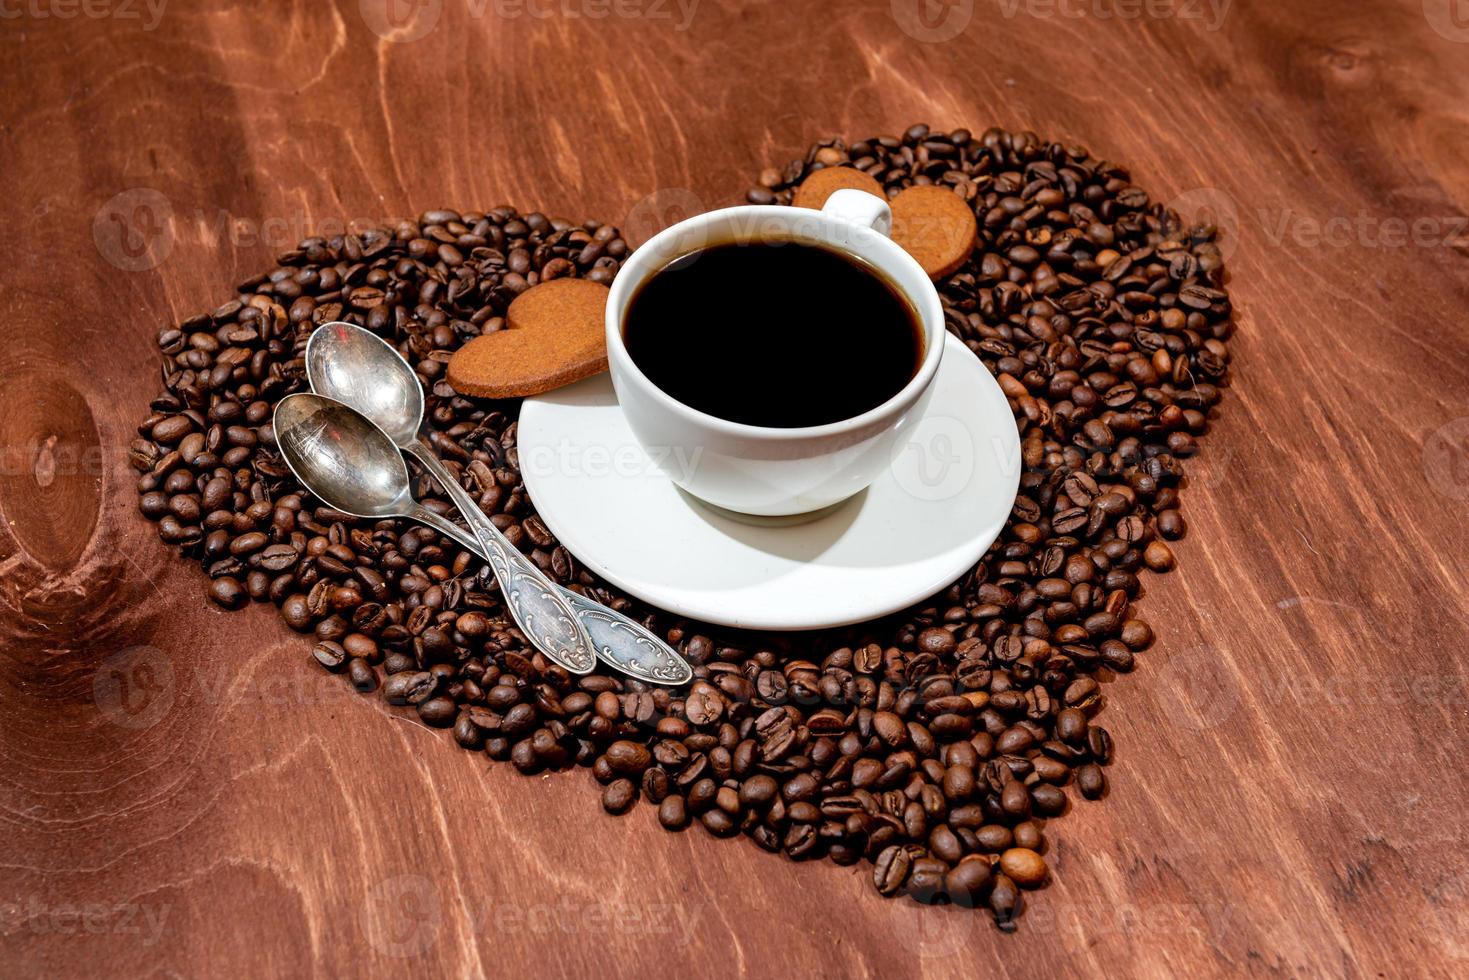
[447,278,609,399]
[791,166,885,210]
[889,185,978,280]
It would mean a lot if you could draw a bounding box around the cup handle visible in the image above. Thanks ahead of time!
[820,188,892,237]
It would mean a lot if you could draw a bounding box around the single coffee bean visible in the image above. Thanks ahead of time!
[604,740,652,775]
[999,847,1048,887]
[976,824,1013,853]
[946,855,995,907]
[1077,762,1106,799]
[311,641,347,671]
[739,774,778,809]
[1144,540,1176,571]
[209,576,247,610]
[658,794,689,831]
[603,779,636,814]
[347,658,378,693]
[1120,619,1154,650]
[1012,821,1044,852]
[700,809,738,837]
[989,873,1021,932]
[417,696,456,727]
[873,845,912,897]
[907,857,949,904]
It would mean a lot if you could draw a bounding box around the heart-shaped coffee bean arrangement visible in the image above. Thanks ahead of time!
[131,124,1234,931]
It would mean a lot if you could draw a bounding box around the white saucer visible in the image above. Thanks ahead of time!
[517,333,1021,630]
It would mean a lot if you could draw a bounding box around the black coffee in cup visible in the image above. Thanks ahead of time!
[622,240,923,428]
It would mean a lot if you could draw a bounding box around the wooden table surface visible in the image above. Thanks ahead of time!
[3,1,1468,976]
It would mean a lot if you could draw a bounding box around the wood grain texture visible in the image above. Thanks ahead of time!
[2,1,1468,976]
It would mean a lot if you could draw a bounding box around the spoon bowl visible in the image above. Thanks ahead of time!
[306,323,425,447]
[274,392,416,518]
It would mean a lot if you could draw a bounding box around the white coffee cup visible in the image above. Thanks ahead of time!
[605,189,945,518]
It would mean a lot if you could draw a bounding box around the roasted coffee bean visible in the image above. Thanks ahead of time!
[1120,619,1154,650]
[312,641,347,672]
[739,774,779,809]
[453,711,484,749]
[417,696,457,727]
[347,658,378,693]
[208,576,247,610]
[1077,762,1106,799]
[1030,784,1067,816]
[658,794,689,831]
[1144,540,1176,571]
[1012,821,1045,852]
[604,740,652,775]
[907,857,949,903]
[603,779,636,814]
[135,125,1236,933]
[946,855,996,907]
[999,848,1048,887]
[873,845,912,896]
[976,824,1014,853]
[990,873,1021,932]
[700,809,737,837]
[1055,705,1089,745]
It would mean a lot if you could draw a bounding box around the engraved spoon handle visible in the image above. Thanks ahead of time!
[404,446,595,675]
[405,441,691,686]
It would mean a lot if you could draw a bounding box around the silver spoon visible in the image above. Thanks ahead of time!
[304,322,693,686]
[273,392,596,676]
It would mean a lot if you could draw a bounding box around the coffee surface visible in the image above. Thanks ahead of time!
[623,240,921,427]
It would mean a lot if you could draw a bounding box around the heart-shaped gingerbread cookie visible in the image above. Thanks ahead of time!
[446,278,610,398]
